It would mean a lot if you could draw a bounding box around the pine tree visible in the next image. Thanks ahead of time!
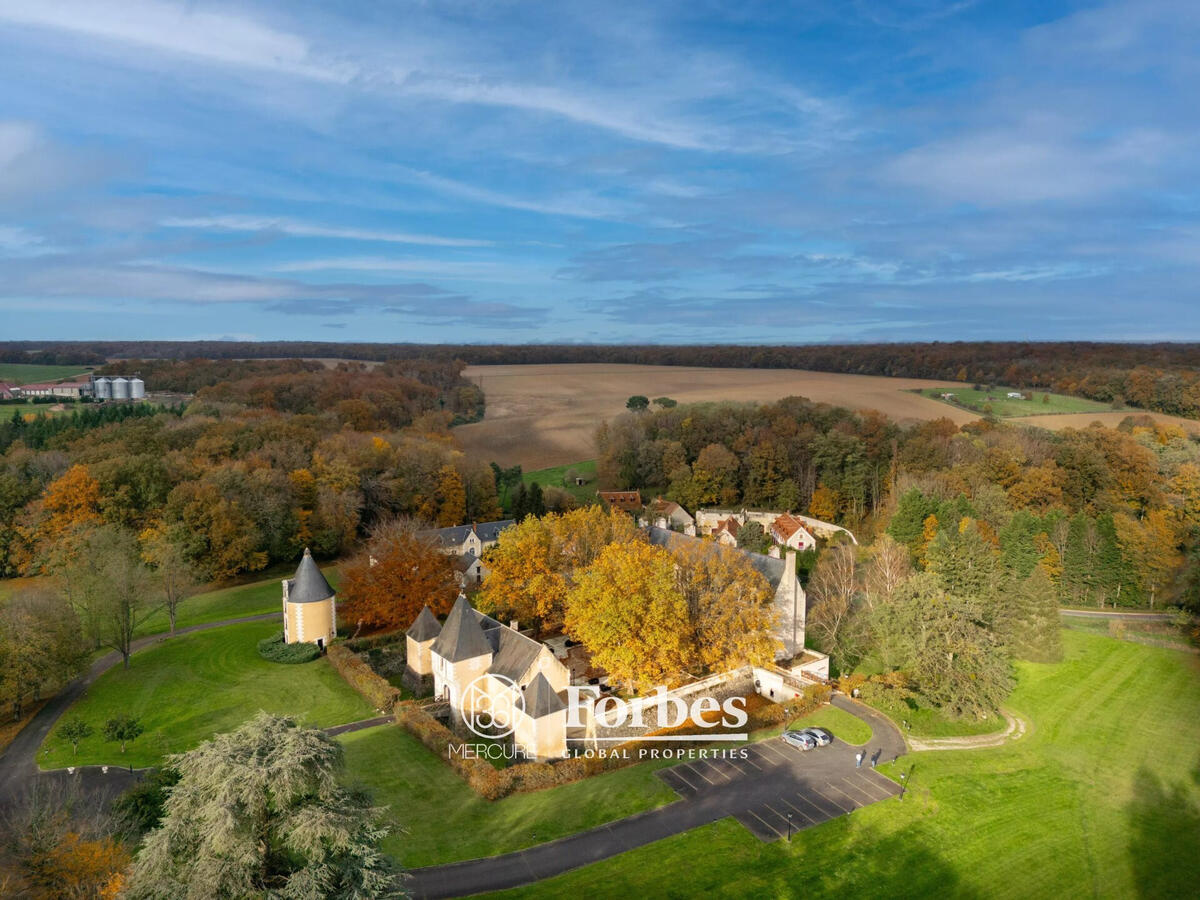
[1062,513,1096,606]
[887,488,935,557]
[999,510,1040,578]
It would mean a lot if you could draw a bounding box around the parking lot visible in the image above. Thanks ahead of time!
[655,732,903,842]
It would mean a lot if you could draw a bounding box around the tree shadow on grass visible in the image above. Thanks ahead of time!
[1126,763,1200,898]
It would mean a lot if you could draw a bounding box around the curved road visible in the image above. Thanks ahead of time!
[406,693,906,899]
[1059,608,1174,621]
[0,613,277,808]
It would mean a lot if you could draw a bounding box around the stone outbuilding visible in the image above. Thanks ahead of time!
[281,548,337,648]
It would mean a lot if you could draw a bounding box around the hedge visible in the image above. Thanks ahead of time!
[256,632,321,664]
[327,644,402,711]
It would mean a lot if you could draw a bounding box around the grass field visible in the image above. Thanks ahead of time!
[0,363,93,385]
[133,563,339,637]
[520,459,598,505]
[787,705,873,746]
[39,620,372,768]
[487,630,1200,898]
[339,725,680,868]
[917,385,1110,418]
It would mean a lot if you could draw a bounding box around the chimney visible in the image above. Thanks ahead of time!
[509,619,519,631]
[785,550,798,656]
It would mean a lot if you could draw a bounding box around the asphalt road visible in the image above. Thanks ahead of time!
[406,695,905,899]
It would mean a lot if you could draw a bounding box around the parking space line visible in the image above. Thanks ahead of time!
[697,759,732,782]
[809,784,853,814]
[736,753,762,771]
[824,782,862,810]
[661,770,698,796]
[708,757,741,780]
[682,763,715,786]
[862,770,902,796]
[779,797,816,826]
[851,772,897,801]
[788,791,831,823]
[833,778,876,805]
[758,743,792,765]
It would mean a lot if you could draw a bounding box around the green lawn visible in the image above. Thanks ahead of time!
[134,563,340,637]
[520,459,599,506]
[40,620,372,769]
[788,705,872,745]
[487,630,1200,898]
[917,386,1111,418]
[0,363,93,385]
[858,689,1007,738]
[338,725,679,868]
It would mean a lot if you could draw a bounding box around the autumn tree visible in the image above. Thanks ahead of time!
[127,713,404,899]
[338,519,458,632]
[16,463,103,574]
[808,483,841,522]
[434,465,467,527]
[162,481,267,580]
[59,526,161,669]
[670,540,779,671]
[564,542,689,690]
[478,515,566,628]
[0,588,89,720]
[138,524,200,635]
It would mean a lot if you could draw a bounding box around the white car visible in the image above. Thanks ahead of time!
[781,730,817,751]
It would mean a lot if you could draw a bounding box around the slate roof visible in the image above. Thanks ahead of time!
[420,520,515,548]
[430,595,493,662]
[286,548,336,604]
[406,605,442,642]
[485,625,544,682]
[523,672,567,719]
[453,551,480,573]
[646,526,785,591]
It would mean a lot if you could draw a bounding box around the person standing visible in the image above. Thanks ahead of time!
[855,751,863,768]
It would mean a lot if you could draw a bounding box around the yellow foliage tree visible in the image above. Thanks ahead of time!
[478,516,568,629]
[671,540,779,671]
[918,513,939,568]
[16,464,103,573]
[564,542,689,690]
[808,483,841,521]
[434,465,467,527]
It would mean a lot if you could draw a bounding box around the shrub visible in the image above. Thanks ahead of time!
[327,644,401,711]
[344,630,408,654]
[256,631,321,664]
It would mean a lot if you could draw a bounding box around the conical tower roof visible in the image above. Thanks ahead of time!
[523,671,566,719]
[430,595,492,662]
[406,605,442,642]
[287,548,335,604]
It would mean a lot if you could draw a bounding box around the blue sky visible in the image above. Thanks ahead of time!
[0,0,1196,344]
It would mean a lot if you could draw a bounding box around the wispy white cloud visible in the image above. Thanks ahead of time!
[274,256,550,284]
[161,214,493,247]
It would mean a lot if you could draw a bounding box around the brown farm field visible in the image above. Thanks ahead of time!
[454,364,1200,470]
[455,364,971,469]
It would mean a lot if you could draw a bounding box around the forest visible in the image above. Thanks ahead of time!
[6,339,1200,418]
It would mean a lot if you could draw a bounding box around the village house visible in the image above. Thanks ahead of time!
[696,507,857,545]
[405,596,572,761]
[597,490,642,513]
[645,497,696,533]
[281,548,337,649]
[646,526,808,660]
[419,519,515,557]
[710,516,741,547]
[769,513,817,552]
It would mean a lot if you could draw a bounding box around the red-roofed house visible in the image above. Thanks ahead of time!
[711,516,741,547]
[770,513,817,552]
[597,490,642,513]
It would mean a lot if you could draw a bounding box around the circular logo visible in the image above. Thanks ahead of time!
[463,673,525,738]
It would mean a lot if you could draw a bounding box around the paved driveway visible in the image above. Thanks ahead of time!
[407,696,906,898]
[657,736,900,842]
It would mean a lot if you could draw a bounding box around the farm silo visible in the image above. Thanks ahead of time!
[93,377,112,400]
[130,377,145,399]
[111,377,130,400]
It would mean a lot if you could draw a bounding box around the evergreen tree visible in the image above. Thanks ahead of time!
[999,510,1041,578]
[926,519,999,601]
[887,488,936,557]
[527,481,546,517]
[1061,513,1096,605]
[1000,568,1063,662]
[1093,514,1124,607]
[510,482,528,520]
[128,713,404,899]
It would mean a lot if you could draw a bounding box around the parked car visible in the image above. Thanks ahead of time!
[798,727,833,747]
[782,730,817,751]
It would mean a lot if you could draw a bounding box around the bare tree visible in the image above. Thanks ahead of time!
[863,534,911,609]
[808,543,859,658]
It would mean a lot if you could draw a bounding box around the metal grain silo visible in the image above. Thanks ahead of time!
[130,377,145,399]
[111,377,130,400]
[93,377,112,400]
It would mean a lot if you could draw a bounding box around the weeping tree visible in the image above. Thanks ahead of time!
[127,713,405,899]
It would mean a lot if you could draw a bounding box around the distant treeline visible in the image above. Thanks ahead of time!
[6,340,1200,418]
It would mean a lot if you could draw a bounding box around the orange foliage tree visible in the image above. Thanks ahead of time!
[338,521,458,632]
[16,464,102,573]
